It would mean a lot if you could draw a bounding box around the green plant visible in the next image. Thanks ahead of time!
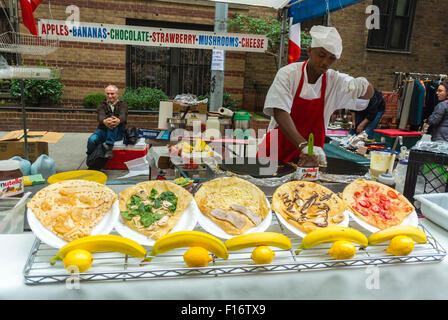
[82,93,106,109]
[228,13,312,68]
[121,87,168,111]
[9,77,64,106]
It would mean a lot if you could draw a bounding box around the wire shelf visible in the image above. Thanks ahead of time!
[22,204,447,285]
[0,32,59,56]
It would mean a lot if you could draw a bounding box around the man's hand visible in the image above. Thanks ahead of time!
[345,77,369,100]
[301,145,327,166]
[103,116,120,129]
[109,116,120,129]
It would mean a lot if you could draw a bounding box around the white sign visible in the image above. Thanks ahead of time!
[38,19,268,53]
[211,49,225,71]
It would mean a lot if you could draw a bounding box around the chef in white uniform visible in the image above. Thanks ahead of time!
[258,25,373,165]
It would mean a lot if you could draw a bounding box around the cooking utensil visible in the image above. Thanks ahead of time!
[387,136,400,173]
[320,157,369,176]
[308,133,314,155]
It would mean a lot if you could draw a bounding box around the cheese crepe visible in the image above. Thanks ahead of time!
[27,180,117,242]
[119,180,193,240]
[342,178,414,229]
[272,181,346,234]
[194,177,270,235]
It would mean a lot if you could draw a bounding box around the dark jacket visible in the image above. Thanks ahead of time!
[428,100,448,141]
[97,100,128,130]
[355,89,385,121]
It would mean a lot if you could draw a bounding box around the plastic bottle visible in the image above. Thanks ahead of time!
[31,154,56,180]
[378,173,396,189]
[205,116,221,140]
[393,159,408,193]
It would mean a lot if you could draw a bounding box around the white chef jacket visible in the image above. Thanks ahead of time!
[264,62,369,132]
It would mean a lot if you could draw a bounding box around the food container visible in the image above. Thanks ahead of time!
[233,111,251,130]
[167,118,187,130]
[370,150,395,180]
[204,117,221,139]
[0,160,24,198]
[295,166,319,181]
[414,193,448,230]
[219,118,233,136]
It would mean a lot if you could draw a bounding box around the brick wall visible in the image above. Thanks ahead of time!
[15,0,448,113]
[0,111,271,135]
[25,0,277,108]
[330,0,448,92]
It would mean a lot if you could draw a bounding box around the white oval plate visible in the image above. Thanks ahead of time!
[274,209,350,239]
[27,200,120,249]
[196,198,272,240]
[349,210,419,234]
[114,198,199,246]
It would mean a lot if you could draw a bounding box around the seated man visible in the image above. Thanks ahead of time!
[87,85,128,158]
[350,88,385,139]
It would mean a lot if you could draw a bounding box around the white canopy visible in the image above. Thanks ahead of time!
[206,0,291,10]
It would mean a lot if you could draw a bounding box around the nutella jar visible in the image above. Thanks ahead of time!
[295,154,319,181]
[0,160,24,198]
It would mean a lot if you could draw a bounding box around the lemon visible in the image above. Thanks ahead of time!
[328,240,356,260]
[251,246,275,264]
[386,235,415,256]
[62,249,93,273]
[183,246,213,267]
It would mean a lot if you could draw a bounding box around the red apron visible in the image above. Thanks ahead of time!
[258,61,327,162]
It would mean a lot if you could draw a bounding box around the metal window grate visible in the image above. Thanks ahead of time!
[126,46,211,98]
[23,203,446,285]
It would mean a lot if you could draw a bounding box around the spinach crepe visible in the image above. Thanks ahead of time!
[119,180,193,240]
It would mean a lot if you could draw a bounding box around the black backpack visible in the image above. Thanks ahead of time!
[86,143,108,171]
[123,126,138,145]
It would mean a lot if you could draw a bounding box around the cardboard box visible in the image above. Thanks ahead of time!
[173,101,207,114]
[0,130,64,162]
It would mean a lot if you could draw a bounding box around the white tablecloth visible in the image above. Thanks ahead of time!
[1,217,448,300]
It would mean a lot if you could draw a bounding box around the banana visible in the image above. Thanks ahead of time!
[50,234,147,262]
[297,226,368,253]
[146,231,228,261]
[225,232,292,251]
[368,225,427,245]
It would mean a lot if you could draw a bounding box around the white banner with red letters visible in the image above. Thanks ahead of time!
[38,19,268,53]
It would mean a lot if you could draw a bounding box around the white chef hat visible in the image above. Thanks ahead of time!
[310,25,343,59]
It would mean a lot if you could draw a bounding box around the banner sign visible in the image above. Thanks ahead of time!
[38,19,268,53]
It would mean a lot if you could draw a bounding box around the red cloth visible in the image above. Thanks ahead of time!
[257,61,327,162]
[373,129,423,137]
[19,0,42,36]
[30,0,43,11]
[288,21,301,64]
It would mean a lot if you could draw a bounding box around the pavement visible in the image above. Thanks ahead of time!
[0,131,148,183]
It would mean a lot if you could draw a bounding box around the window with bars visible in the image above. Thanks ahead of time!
[126,19,213,98]
[366,0,417,51]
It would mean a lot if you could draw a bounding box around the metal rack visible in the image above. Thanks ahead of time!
[23,203,446,285]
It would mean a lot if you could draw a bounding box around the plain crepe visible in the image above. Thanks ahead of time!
[27,180,117,242]
[194,176,270,235]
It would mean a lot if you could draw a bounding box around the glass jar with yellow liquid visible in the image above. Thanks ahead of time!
[369,151,396,181]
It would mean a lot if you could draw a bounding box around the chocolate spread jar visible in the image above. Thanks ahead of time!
[0,160,24,198]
